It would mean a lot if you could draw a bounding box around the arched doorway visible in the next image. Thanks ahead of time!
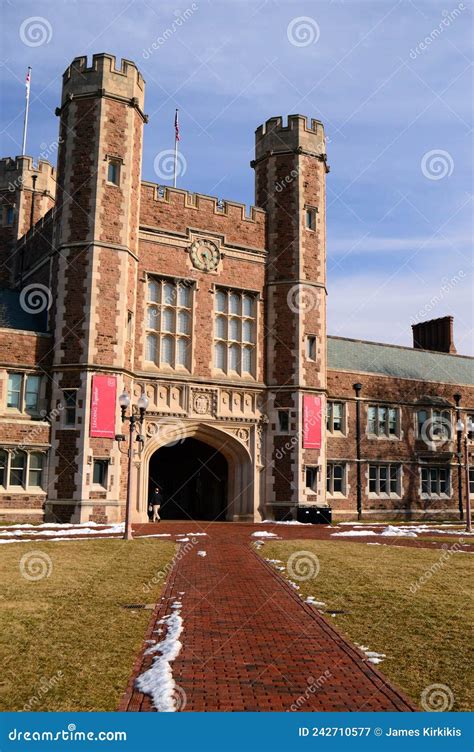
[135,421,255,523]
[148,438,228,521]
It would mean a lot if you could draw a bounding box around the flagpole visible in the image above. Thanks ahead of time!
[173,108,179,188]
[22,67,31,156]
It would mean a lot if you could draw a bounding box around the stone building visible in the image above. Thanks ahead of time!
[0,53,472,524]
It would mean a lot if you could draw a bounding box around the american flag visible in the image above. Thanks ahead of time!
[174,109,180,142]
[25,67,31,93]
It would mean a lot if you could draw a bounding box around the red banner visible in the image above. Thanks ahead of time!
[303,395,322,449]
[90,375,117,438]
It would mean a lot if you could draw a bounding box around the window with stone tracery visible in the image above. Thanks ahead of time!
[145,278,193,370]
[213,288,256,377]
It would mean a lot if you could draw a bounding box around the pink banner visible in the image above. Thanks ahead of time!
[90,375,117,438]
[303,395,322,449]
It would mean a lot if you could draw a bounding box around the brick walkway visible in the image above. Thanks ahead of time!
[120,523,416,712]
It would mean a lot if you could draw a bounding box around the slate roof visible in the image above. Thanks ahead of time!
[328,336,474,386]
[0,288,48,333]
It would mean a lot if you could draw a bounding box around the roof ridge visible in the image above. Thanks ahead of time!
[327,334,473,361]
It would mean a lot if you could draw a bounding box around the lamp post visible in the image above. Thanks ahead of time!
[117,388,149,541]
[453,393,463,521]
[353,383,363,521]
[456,416,473,534]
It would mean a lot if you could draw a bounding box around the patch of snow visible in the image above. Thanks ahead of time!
[0,521,103,530]
[331,530,378,537]
[137,534,171,538]
[197,551,207,557]
[260,519,305,525]
[380,525,417,538]
[251,531,279,538]
[136,602,184,712]
[186,532,207,536]
[356,643,386,665]
[0,535,115,544]
[305,596,326,607]
[265,558,283,564]
[176,537,190,542]
[0,524,124,538]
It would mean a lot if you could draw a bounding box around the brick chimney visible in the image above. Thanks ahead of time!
[412,316,457,354]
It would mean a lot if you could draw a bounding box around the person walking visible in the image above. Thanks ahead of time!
[151,485,163,522]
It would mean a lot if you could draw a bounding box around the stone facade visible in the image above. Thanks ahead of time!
[0,53,472,523]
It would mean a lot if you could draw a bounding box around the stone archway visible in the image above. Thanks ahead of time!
[133,422,254,523]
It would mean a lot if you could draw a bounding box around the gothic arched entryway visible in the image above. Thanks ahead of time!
[134,422,255,523]
[148,438,228,520]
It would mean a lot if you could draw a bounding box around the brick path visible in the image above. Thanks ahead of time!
[120,523,416,712]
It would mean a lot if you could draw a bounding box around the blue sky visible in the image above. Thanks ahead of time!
[1,0,472,353]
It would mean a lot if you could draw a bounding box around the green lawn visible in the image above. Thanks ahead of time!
[0,539,176,711]
[261,539,473,711]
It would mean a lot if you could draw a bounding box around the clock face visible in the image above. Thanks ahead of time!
[189,239,220,272]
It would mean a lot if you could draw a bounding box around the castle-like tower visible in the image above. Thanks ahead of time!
[47,54,146,521]
[253,116,328,511]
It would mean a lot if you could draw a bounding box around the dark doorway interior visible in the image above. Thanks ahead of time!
[148,438,228,521]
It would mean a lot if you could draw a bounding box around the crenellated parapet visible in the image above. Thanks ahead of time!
[60,53,146,117]
[141,182,265,224]
[254,114,327,166]
[0,156,56,196]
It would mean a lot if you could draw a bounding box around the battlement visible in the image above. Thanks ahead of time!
[141,182,266,224]
[62,53,145,111]
[255,114,326,161]
[0,156,56,195]
[140,182,266,250]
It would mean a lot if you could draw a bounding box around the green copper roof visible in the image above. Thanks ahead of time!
[327,336,474,386]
